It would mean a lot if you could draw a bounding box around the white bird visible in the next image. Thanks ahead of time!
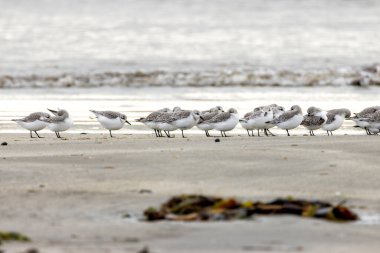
[197,107,224,137]
[356,110,380,135]
[349,106,380,135]
[12,112,51,138]
[156,112,179,138]
[322,108,351,135]
[90,110,131,137]
[204,108,239,137]
[268,105,303,136]
[265,104,285,136]
[40,109,73,138]
[167,110,201,138]
[239,106,273,137]
[136,108,171,137]
[301,107,327,136]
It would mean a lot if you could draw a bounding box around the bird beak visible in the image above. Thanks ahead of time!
[48,108,58,115]
[200,116,205,121]
[126,120,131,125]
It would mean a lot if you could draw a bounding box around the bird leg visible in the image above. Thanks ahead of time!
[165,131,173,138]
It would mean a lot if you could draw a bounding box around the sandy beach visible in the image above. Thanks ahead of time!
[1,133,380,252]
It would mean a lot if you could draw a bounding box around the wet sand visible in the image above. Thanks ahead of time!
[1,133,380,252]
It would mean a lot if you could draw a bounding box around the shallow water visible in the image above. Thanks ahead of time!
[1,87,379,135]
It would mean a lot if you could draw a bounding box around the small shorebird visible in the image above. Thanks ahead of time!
[156,112,178,138]
[355,110,380,135]
[268,105,303,136]
[239,106,273,137]
[136,108,171,137]
[12,112,51,138]
[301,106,327,136]
[239,110,256,136]
[350,106,380,135]
[168,110,201,138]
[265,104,285,136]
[197,107,223,137]
[201,106,223,114]
[41,109,73,138]
[205,108,239,137]
[90,110,131,137]
[322,108,351,135]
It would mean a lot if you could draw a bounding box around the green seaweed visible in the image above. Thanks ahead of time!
[0,231,31,245]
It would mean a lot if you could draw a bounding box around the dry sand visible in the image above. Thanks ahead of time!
[1,133,380,253]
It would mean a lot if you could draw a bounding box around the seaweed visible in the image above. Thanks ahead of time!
[143,195,358,222]
[0,231,31,245]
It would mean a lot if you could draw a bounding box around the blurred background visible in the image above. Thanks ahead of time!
[1,0,380,134]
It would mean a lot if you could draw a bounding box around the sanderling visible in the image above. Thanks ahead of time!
[156,112,179,138]
[173,106,183,112]
[12,112,51,138]
[322,108,351,135]
[168,110,201,138]
[204,108,239,137]
[301,107,327,136]
[40,109,73,138]
[268,105,303,136]
[201,106,223,114]
[239,106,273,137]
[90,110,131,137]
[239,110,256,136]
[197,107,223,137]
[265,105,285,136]
[136,108,171,137]
[356,110,380,135]
[350,106,380,135]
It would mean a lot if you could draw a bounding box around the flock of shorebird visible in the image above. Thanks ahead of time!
[10,105,380,138]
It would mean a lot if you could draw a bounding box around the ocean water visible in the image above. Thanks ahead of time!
[0,0,380,88]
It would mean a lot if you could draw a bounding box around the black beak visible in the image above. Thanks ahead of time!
[126,120,131,125]
[48,108,59,115]
[200,116,205,121]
